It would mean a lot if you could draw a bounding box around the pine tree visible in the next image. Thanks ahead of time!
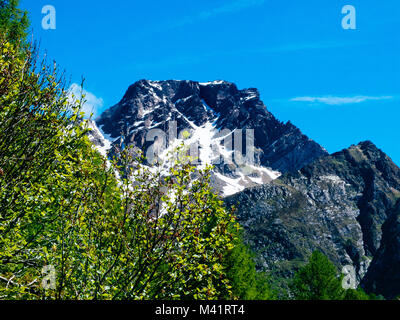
[344,288,372,300]
[222,228,274,300]
[0,0,29,44]
[290,251,345,300]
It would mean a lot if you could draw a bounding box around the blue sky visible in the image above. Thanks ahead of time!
[20,0,400,164]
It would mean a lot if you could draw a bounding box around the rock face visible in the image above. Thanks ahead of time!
[95,80,327,195]
[361,202,400,299]
[226,141,400,298]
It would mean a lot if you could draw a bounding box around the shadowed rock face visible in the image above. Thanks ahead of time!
[226,141,400,298]
[96,79,327,174]
[361,202,400,299]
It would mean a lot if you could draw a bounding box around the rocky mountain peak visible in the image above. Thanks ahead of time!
[96,79,328,181]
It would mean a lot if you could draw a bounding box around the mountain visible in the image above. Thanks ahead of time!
[91,79,400,298]
[226,141,400,298]
[94,79,327,196]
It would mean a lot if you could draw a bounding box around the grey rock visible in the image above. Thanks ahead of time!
[226,141,400,298]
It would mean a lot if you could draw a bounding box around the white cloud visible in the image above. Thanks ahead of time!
[68,83,104,118]
[290,95,394,105]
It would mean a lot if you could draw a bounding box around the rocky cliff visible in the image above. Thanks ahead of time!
[226,141,400,298]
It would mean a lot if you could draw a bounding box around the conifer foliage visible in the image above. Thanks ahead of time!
[0,0,29,44]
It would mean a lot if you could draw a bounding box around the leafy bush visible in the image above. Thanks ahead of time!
[0,39,239,300]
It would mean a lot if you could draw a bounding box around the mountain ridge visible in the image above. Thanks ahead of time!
[225,140,400,298]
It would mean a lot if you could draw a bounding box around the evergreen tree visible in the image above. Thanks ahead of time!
[222,228,274,300]
[0,0,29,44]
[290,251,345,300]
[344,288,372,300]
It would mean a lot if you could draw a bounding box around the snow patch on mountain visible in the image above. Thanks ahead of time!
[87,120,112,157]
[153,117,281,197]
